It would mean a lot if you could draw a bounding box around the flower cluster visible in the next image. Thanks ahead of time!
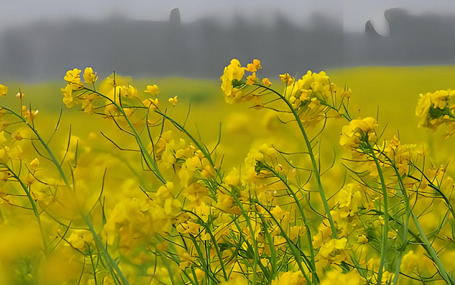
[416,89,455,135]
[220,58,351,128]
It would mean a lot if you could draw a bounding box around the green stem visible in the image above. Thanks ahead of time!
[256,203,311,284]
[253,84,337,238]
[183,210,228,281]
[155,109,222,182]
[377,150,454,284]
[410,211,454,284]
[83,88,166,184]
[82,214,130,285]
[230,193,259,284]
[2,164,48,255]
[366,142,389,285]
[259,162,317,282]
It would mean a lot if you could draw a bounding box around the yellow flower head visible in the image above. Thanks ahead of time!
[357,234,368,244]
[246,72,258,86]
[142,98,159,110]
[220,59,245,103]
[0,84,8,97]
[64,68,82,84]
[169,96,178,106]
[29,158,40,172]
[145,84,160,95]
[121,85,138,98]
[340,117,377,150]
[16,90,25,99]
[262,78,272,87]
[246,59,262,72]
[83,67,98,84]
[279,73,294,86]
[271,271,306,285]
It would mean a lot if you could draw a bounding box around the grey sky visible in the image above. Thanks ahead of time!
[2,0,455,35]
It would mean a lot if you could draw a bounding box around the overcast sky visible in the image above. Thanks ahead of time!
[1,0,455,34]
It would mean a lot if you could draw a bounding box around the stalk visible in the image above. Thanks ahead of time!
[365,142,389,285]
[82,88,167,184]
[253,84,337,238]
[258,161,317,282]
[2,164,48,254]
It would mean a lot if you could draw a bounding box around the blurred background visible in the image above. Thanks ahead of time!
[1,0,455,82]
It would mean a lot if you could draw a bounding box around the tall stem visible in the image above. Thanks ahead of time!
[253,84,337,238]
[366,143,389,285]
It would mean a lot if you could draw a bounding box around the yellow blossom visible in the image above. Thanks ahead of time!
[29,158,40,172]
[246,59,262,72]
[220,59,245,104]
[271,271,306,285]
[145,84,160,95]
[64,68,82,84]
[169,96,178,106]
[321,270,360,285]
[0,84,7,96]
[21,106,39,122]
[357,234,368,244]
[246,72,258,86]
[340,117,377,150]
[400,250,419,274]
[279,73,294,85]
[262,78,272,87]
[16,90,24,99]
[143,98,159,110]
[66,229,94,251]
[83,67,98,83]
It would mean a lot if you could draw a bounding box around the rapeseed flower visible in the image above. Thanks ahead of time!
[83,67,98,84]
[279,73,294,86]
[246,59,262,72]
[0,84,7,96]
[340,117,377,150]
[220,59,245,104]
[262,78,272,87]
[168,96,178,106]
[145,84,160,95]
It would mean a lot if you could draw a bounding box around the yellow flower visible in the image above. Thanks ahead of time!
[246,72,258,86]
[66,229,94,251]
[0,131,6,145]
[357,234,368,244]
[262,78,272,87]
[16,90,25,99]
[215,192,241,215]
[220,59,245,104]
[64,68,82,84]
[321,270,360,285]
[142,98,159,110]
[246,59,262,72]
[340,117,377,150]
[145,84,160,95]
[83,67,98,83]
[21,105,39,123]
[271,271,306,285]
[168,96,178,106]
[0,84,7,96]
[29,158,40,172]
[380,271,394,285]
[401,250,419,274]
[318,238,347,259]
[279,73,294,85]
[121,85,138,98]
